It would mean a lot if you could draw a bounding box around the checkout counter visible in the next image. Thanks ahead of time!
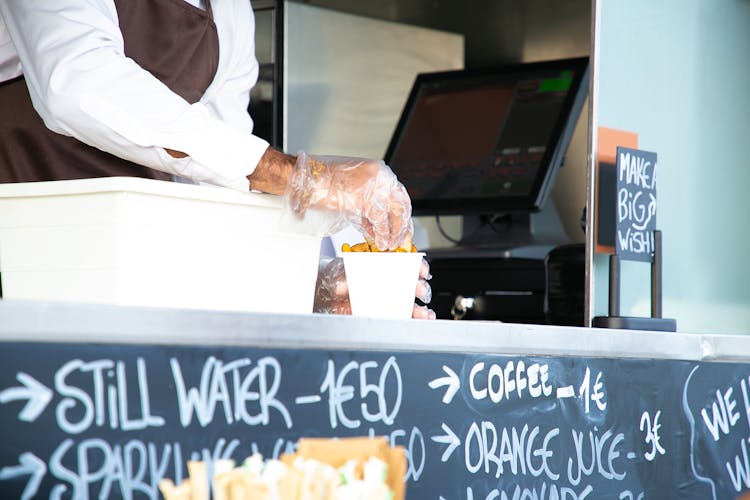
[2,300,750,498]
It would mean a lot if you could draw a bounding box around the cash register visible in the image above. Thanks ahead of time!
[385,57,589,323]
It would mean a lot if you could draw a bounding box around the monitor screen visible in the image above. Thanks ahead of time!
[384,57,589,215]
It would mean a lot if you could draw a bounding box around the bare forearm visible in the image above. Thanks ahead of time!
[247,147,296,195]
[164,146,293,194]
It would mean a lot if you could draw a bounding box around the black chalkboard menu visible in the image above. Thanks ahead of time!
[1,342,750,499]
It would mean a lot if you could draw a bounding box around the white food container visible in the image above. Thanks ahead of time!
[0,177,321,314]
[342,252,424,319]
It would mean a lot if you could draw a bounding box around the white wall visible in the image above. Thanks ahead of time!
[284,2,463,159]
[590,0,750,334]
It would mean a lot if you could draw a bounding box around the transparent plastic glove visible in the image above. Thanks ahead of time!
[413,257,436,320]
[412,304,437,320]
[415,257,433,303]
[313,258,352,315]
[285,152,412,250]
[313,257,436,320]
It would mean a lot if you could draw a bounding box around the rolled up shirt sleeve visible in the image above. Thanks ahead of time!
[0,0,269,191]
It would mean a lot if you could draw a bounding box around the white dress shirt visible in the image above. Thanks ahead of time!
[0,0,269,191]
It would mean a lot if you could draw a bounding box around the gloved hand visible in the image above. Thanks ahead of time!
[285,152,412,251]
[313,258,352,316]
[412,257,436,320]
[313,256,436,320]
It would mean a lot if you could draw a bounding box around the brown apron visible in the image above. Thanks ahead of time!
[0,0,219,183]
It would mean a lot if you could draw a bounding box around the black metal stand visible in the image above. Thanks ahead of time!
[592,230,677,332]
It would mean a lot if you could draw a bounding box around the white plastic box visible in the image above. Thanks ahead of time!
[0,177,322,314]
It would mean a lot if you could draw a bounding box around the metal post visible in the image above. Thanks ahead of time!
[609,253,620,317]
[651,230,662,318]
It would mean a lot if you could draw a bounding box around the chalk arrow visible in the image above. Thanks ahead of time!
[428,365,460,404]
[0,452,47,500]
[431,423,461,462]
[0,372,53,422]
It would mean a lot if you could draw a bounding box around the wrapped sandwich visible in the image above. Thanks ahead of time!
[159,436,407,500]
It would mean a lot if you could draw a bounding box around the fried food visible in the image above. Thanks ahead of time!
[342,237,417,253]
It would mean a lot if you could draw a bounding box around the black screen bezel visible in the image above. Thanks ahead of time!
[384,57,589,216]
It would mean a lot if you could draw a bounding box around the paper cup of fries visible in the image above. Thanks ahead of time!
[342,250,424,319]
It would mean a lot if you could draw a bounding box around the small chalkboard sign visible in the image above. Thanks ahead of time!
[615,146,657,262]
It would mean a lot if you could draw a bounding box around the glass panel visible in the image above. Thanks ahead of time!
[589,0,750,333]
[250,7,276,145]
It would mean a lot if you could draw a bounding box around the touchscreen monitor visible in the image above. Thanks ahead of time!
[385,57,589,215]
